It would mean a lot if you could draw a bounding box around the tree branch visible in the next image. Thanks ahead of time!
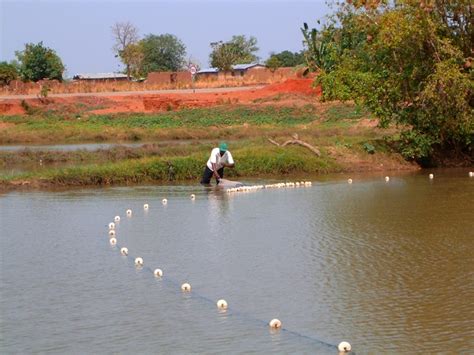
[268,137,321,156]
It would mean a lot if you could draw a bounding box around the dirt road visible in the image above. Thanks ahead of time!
[0,85,264,100]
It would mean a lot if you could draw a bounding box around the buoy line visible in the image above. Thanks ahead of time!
[104,189,353,352]
[110,240,340,351]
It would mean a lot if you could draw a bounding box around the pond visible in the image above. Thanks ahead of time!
[1,172,473,353]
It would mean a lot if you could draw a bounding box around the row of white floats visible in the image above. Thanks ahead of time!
[105,186,358,352]
[227,181,312,193]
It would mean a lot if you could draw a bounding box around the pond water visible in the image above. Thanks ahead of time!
[1,172,473,353]
[0,142,149,152]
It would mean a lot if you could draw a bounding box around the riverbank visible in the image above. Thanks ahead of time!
[0,80,421,190]
[0,106,418,190]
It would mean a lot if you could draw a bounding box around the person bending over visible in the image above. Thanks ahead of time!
[200,142,234,185]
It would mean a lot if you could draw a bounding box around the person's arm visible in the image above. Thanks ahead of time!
[224,151,235,168]
[211,162,221,180]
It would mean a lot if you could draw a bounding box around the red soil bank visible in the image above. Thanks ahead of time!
[0,78,321,115]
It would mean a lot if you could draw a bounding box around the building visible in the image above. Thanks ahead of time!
[231,63,265,76]
[72,73,129,82]
[195,64,265,79]
[195,67,219,80]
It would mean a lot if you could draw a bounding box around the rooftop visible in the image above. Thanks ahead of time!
[73,73,128,80]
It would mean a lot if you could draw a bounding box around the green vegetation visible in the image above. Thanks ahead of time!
[265,50,305,70]
[209,35,259,71]
[111,22,187,78]
[15,42,64,82]
[0,144,339,187]
[140,34,187,73]
[0,102,414,189]
[303,0,473,165]
[0,105,321,144]
[0,61,19,85]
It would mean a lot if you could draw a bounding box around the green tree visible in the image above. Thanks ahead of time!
[15,42,65,82]
[209,35,259,71]
[0,61,19,85]
[121,42,145,79]
[140,34,187,74]
[312,1,473,163]
[266,50,305,68]
[265,55,282,72]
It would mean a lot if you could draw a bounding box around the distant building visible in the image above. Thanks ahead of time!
[195,68,219,80]
[195,64,265,79]
[72,73,129,82]
[231,63,265,76]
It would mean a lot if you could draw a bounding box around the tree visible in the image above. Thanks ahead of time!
[209,35,259,71]
[111,22,140,79]
[15,42,64,82]
[266,50,305,69]
[121,42,145,79]
[311,1,473,164]
[139,34,186,74]
[0,61,19,86]
[265,55,282,72]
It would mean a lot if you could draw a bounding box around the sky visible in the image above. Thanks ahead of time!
[1,0,330,78]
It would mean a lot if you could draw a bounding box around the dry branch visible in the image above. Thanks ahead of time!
[268,136,321,156]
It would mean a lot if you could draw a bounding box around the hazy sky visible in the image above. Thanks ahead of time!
[1,0,330,77]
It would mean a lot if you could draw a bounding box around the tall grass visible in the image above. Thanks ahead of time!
[1,145,339,187]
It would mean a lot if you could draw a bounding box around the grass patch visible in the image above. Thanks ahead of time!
[1,144,339,187]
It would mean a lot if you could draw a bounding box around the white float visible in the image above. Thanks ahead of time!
[190,194,196,200]
[108,230,116,237]
[114,216,120,222]
[469,171,473,177]
[348,178,353,184]
[269,318,282,329]
[338,341,352,352]
[120,247,128,256]
[429,173,434,179]
[109,237,117,246]
[216,299,228,309]
[181,282,191,292]
[135,257,143,266]
[162,198,168,205]
[154,269,163,277]
[108,222,115,230]
[385,176,390,182]
[126,209,132,216]
[144,203,149,210]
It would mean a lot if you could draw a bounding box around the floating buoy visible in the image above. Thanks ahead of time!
[135,257,143,266]
[108,222,115,230]
[429,173,434,179]
[126,209,132,216]
[385,176,390,182]
[109,237,117,246]
[181,282,191,292]
[338,341,351,352]
[269,318,282,329]
[108,230,116,237]
[120,247,128,256]
[190,194,196,200]
[216,299,228,309]
[348,178,353,184]
[114,216,120,222]
[144,203,149,210]
[162,198,168,205]
[469,171,473,177]
[154,269,163,277]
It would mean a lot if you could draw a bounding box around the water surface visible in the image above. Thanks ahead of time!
[1,172,473,353]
